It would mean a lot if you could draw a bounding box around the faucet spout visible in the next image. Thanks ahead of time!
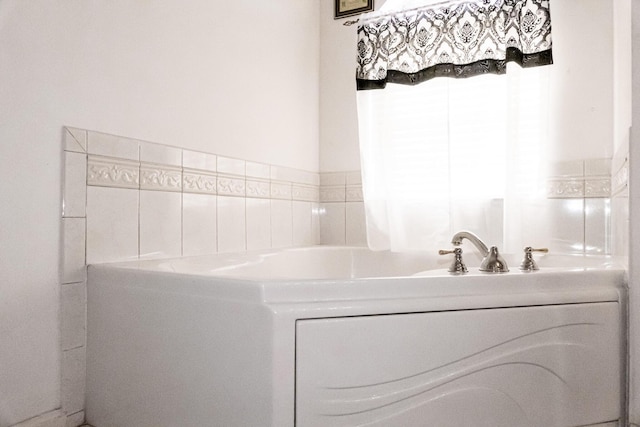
[451,231,489,257]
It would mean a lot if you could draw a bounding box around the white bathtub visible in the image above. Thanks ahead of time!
[86,246,626,427]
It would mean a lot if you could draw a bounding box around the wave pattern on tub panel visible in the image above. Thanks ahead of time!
[295,302,621,427]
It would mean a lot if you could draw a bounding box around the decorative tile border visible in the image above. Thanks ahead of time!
[292,184,319,202]
[546,159,613,199]
[87,155,139,189]
[271,181,292,200]
[319,171,363,203]
[216,173,246,197]
[183,168,217,194]
[140,163,182,192]
[585,178,612,198]
[246,178,270,199]
[547,178,585,199]
[82,130,320,202]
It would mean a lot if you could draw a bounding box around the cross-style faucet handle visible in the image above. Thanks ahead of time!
[439,247,468,274]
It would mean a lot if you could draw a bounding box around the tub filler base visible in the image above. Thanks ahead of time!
[85,247,625,427]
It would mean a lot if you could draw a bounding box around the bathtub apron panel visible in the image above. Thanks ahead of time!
[296,303,621,427]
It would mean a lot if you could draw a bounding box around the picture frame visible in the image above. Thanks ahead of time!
[334,0,374,19]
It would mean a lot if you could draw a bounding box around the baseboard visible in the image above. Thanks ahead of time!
[10,410,66,427]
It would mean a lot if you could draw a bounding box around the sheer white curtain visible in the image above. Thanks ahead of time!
[357,64,550,252]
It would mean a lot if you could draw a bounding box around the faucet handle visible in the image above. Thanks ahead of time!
[519,246,549,271]
[439,247,468,274]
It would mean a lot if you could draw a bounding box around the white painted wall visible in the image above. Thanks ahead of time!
[614,0,632,154]
[0,1,319,426]
[319,0,615,171]
[628,3,640,424]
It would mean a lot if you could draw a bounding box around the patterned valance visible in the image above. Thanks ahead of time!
[356,0,553,90]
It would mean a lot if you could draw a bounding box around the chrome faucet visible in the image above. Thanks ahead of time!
[451,230,509,273]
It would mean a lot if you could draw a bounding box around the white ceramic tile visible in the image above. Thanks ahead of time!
[271,199,293,248]
[217,196,246,253]
[319,202,346,245]
[87,131,139,160]
[62,347,86,415]
[140,163,182,192]
[246,198,271,250]
[139,191,182,259]
[64,127,87,153]
[584,158,611,177]
[269,166,317,185]
[584,178,611,198]
[612,143,629,178]
[183,169,217,194]
[292,201,312,246]
[182,193,217,256]
[613,160,629,196]
[217,156,245,176]
[140,141,182,166]
[183,150,216,171]
[548,160,583,178]
[271,181,292,200]
[62,218,86,284]
[87,155,139,189]
[217,174,245,197]
[547,178,584,198]
[546,198,585,254]
[585,198,610,255]
[298,170,320,186]
[63,151,87,217]
[346,202,367,246]
[86,186,138,264]
[320,172,347,186]
[611,195,629,257]
[60,282,86,351]
[65,411,85,427]
[346,185,364,202]
[346,171,363,185]
[246,179,271,199]
[292,184,319,202]
[320,186,346,202]
[269,165,292,182]
[311,203,321,245]
[246,161,271,179]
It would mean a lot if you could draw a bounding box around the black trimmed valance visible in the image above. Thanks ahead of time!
[356,0,553,90]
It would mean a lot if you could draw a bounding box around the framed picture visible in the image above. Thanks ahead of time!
[334,0,373,19]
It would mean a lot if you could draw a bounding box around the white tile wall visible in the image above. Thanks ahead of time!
[61,347,86,416]
[319,202,347,245]
[293,201,313,246]
[612,143,629,258]
[271,199,293,248]
[319,160,620,255]
[319,171,365,247]
[139,190,182,259]
[60,127,322,426]
[61,218,86,284]
[217,196,247,253]
[585,198,610,255]
[182,193,217,256]
[62,152,87,218]
[345,202,367,246]
[86,186,139,264]
[60,282,86,351]
[246,198,271,250]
